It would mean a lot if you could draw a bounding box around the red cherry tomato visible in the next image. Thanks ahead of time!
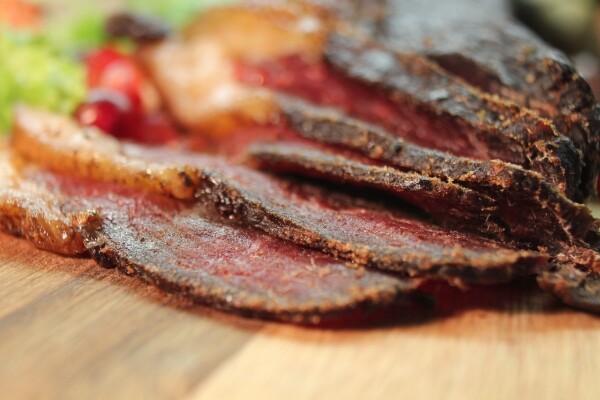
[98,59,144,110]
[75,88,135,134]
[80,48,176,141]
[85,48,144,111]
[75,100,121,134]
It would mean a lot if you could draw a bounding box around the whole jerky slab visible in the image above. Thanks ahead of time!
[248,140,505,239]
[281,98,600,249]
[11,106,545,284]
[321,33,582,198]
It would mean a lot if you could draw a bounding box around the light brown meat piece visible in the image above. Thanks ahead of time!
[0,140,97,255]
[11,106,204,200]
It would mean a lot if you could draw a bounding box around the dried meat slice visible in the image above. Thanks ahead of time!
[0,146,418,321]
[0,140,96,255]
[293,33,582,198]
[537,248,600,313]
[280,97,600,249]
[324,0,599,198]
[11,106,546,284]
[138,0,591,198]
[11,106,209,200]
[51,176,419,321]
[248,140,505,239]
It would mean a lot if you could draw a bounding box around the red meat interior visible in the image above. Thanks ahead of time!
[235,55,497,161]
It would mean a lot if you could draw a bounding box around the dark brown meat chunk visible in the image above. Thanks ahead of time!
[538,249,600,313]
[280,97,600,250]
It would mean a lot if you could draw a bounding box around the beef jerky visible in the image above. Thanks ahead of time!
[11,106,208,200]
[323,34,582,198]
[1,155,417,321]
[280,97,600,249]
[11,106,545,284]
[248,140,505,238]
[537,248,600,313]
[321,0,599,198]
[0,141,96,255]
[241,48,580,194]
[53,176,417,321]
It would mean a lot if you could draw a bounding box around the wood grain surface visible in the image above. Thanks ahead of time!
[1,212,600,400]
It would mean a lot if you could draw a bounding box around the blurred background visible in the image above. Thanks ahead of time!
[0,0,599,131]
[512,0,600,96]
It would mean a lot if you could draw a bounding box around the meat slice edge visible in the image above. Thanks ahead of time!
[0,140,97,255]
[247,140,506,239]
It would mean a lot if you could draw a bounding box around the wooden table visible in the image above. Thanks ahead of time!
[1,221,600,400]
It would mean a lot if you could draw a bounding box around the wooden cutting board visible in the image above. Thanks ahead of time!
[1,209,600,400]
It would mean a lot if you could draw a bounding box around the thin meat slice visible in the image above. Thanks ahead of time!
[1,157,417,321]
[243,34,582,198]
[11,105,212,200]
[280,97,600,249]
[0,141,97,255]
[305,0,598,198]
[248,140,505,239]
[11,106,546,284]
[52,176,418,321]
[354,0,599,195]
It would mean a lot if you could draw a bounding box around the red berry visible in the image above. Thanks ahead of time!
[85,48,144,112]
[75,100,121,134]
[75,88,136,134]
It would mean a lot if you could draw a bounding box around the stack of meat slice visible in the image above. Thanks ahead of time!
[0,105,550,323]
[3,116,422,323]
[136,0,600,311]
[1,0,600,322]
